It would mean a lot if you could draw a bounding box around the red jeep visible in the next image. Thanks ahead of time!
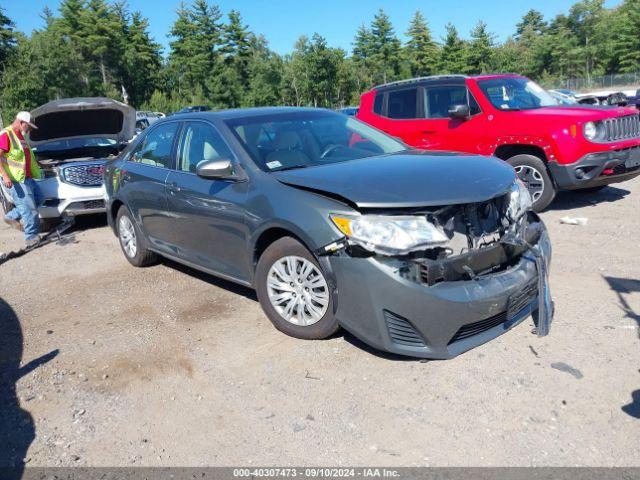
[357,74,640,210]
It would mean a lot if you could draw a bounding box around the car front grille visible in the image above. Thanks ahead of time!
[448,311,508,345]
[449,280,538,345]
[602,115,640,142]
[384,310,426,348]
[67,200,105,211]
[61,164,105,187]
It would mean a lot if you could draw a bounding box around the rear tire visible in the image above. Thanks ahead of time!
[116,205,158,267]
[507,154,556,212]
[255,236,339,340]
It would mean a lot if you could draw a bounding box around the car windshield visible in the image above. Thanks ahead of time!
[478,77,557,111]
[34,137,117,152]
[226,111,407,172]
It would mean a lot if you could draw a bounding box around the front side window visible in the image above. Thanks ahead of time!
[177,122,233,173]
[130,122,179,168]
[478,77,557,111]
[387,88,418,119]
[424,86,481,118]
[227,111,407,172]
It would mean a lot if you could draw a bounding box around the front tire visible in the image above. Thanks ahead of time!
[255,236,339,340]
[507,154,556,212]
[116,206,158,267]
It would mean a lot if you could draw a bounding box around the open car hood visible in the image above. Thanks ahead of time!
[273,151,516,209]
[29,97,136,148]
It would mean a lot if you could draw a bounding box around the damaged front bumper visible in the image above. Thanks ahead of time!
[323,213,552,359]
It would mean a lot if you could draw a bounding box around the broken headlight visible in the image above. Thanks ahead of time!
[330,214,449,256]
[507,179,533,222]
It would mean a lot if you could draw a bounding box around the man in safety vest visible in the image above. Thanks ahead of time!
[0,111,43,247]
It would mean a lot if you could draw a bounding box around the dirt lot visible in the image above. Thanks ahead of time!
[0,180,639,467]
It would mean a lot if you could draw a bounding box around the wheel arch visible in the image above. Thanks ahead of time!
[493,144,548,163]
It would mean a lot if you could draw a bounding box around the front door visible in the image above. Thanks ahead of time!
[164,121,251,283]
[418,84,485,152]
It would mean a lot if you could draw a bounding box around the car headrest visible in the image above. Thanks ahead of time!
[273,130,302,150]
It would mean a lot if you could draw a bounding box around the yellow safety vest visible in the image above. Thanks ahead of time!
[2,127,41,183]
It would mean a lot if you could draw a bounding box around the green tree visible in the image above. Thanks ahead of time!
[369,9,402,84]
[405,11,438,77]
[439,23,467,74]
[168,0,224,98]
[516,9,547,38]
[610,0,640,72]
[0,7,17,71]
[466,21,495,73]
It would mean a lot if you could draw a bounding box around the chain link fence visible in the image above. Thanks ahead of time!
[562,72,640,92]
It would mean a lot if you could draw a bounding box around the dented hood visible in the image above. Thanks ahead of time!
[273,151,516,209]
[29,97,136,148]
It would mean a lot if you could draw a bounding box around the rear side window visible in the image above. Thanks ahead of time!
[373,93,384,115]
[130,122,179,168]
[424,86,481,118]
[387,89,418,119]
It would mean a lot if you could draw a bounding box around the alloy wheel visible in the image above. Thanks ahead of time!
[514,165,545,203]
[118,215,137,258]
[266,256,329,326]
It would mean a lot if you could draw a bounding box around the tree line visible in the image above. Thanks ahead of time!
[0,0,639,119]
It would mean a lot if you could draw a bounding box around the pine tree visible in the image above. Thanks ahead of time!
[611,0,640,72]
[439,23,467,74]
[466,21,495,73]
[368,9,402,84]
[516,10,547,39]
[0,7,16,71]
[405,11,438,77]
[169,0,224,98]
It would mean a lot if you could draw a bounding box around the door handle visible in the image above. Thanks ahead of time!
[421,130,437,134]
[168,181,182,193]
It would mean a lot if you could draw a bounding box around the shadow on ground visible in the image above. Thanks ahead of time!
[603,276,640,420]
[548,186,630,211]
[0,298,58,478]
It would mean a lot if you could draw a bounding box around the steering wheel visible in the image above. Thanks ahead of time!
[320,144,343,159]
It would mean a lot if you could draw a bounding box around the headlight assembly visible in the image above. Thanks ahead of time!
[330,214,449,255]
[507,178,533,222]
[583,121,599,141]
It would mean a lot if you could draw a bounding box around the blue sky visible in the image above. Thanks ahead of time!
[6,0,621,55]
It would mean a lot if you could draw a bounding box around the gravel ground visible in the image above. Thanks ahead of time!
[0,179,639,467]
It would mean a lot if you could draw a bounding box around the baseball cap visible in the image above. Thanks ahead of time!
[16,111,38,129]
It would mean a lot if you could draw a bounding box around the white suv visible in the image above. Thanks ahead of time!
[1,97,135,220]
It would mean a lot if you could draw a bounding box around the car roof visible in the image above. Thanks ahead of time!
[162,106,336,122]
[370,73,523,92]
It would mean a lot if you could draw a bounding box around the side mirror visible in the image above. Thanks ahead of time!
[448,104,470,119]
[196,158,236,180]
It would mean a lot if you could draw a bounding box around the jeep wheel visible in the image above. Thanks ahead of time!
[255,236,339,340]
[507,154,556,212]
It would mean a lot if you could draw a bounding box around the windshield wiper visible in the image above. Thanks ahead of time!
[273,164,308,172]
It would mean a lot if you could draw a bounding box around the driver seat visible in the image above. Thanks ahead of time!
[265,130,311,169]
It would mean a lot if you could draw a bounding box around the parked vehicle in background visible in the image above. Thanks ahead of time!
[136,111,162,125]
[104,107,552,359]
[575,90,632,107]
[135,118,150,134]
[173,105,211,115]
[548,89,578,105]
[357,74,640,211]
[0,97,135,221]
[337,106,359,116]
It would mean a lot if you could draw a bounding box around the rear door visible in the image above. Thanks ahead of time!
[419,84,485,152]
[371,87,425,147]
[121,121,180,251]
[164,120,251,283]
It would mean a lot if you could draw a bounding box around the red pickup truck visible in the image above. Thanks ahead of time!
[357,73,640,210]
